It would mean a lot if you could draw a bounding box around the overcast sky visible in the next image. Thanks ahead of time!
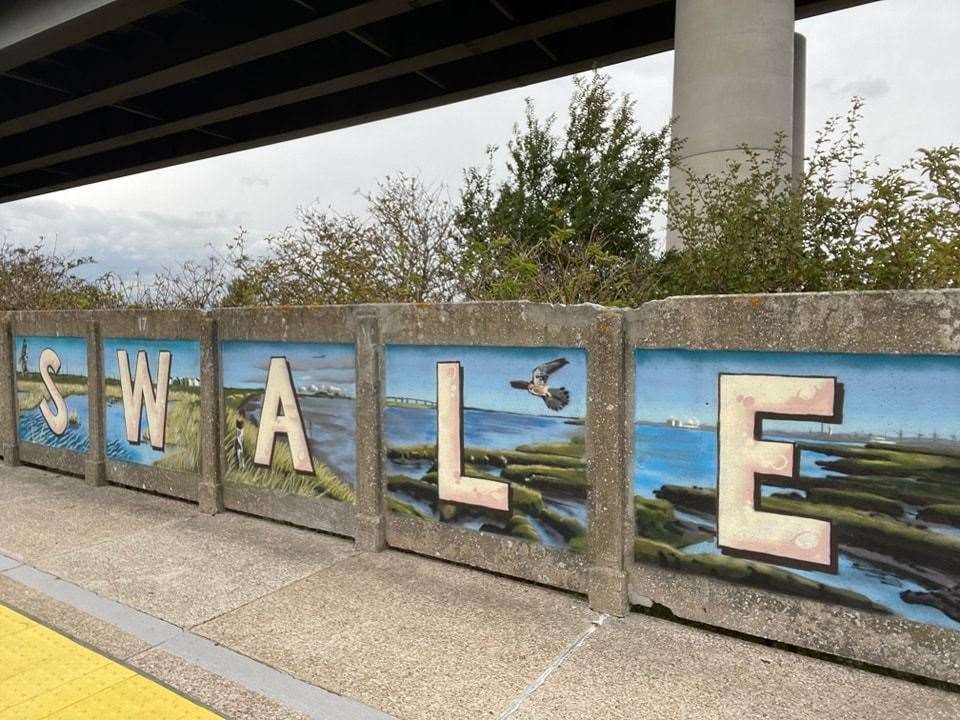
[0,0,957,278]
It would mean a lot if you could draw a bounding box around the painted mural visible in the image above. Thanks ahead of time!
[15,335,89,453]
[385,345,588,553]
[221,341,356,502]
[633,349,960,631]
[103,338,201,473]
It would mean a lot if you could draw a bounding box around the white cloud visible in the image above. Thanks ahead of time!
[0,198,242,277]
[240,176,270,188]
[838,78,891,98]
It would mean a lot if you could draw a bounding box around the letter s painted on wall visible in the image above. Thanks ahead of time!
[38,347,68,436]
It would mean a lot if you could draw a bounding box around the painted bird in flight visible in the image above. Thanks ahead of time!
[510,358,571,412]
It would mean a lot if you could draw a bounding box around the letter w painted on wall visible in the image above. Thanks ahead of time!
[117,350,171,450]
[436,362,511,512]
[717,374,843,572]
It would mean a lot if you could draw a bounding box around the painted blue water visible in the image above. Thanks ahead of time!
[683,536,958,631]
[244,395,357,486]
[633,424,715,497]
[18,394,90,454]
[385,405,582,451]
[303,396,356,485]
[633,425,837,498]
[634,424,960,630]
[104,399,167,466]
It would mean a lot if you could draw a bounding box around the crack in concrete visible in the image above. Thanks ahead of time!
[497,613,608,719]
[189,548,362,633]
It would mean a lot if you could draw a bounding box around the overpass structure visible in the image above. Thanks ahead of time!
[0,0,878,222]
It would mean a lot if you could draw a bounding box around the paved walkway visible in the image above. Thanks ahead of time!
[0,465,957,719]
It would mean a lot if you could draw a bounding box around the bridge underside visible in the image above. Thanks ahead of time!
[0,0,877,203]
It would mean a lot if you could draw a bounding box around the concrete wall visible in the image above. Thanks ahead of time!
[2,292,959,683]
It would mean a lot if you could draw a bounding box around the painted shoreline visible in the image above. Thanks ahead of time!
[634,427,960,626]
[222,388,356,502]
[386,432,588,553]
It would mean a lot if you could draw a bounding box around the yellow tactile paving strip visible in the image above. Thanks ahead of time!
[0,604,221,719]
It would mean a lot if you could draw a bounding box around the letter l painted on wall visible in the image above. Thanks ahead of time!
[436,361,511,513]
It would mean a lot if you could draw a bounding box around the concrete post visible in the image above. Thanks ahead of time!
[84,319,106,486]
[792,33,807,183]
[0,313,19,466]
[198,315,223,514]
[354,311,386,551]
[666,0,796,250]
[587,310,629,617]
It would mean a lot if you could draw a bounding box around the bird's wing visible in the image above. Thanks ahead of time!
[542,387,570,412]
[532,358,569,384]
[510,380,529,390]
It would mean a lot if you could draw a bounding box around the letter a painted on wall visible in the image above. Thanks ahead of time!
[254,357,314,473]
[436,362,511,512]
[717,374,842,571]
[38,348,68,436]
[117,350,172,450]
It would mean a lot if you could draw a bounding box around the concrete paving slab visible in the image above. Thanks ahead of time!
[0,575,149,661]
[3,560,182,647]
[0,466,82,506]
[0,572,324,720]
[196,549,599,720]
[509,613,960,720]
[0,481,195,563]
[1,553,391,720]
[40,511,358,628]
[129,649,313,720]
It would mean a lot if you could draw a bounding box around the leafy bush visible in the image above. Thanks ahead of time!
[2,75,957,310]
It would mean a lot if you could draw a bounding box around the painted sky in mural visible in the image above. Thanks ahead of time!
[221,341,356,502]
[386,344,588,418]
[221,341,356,397]
[103,338,201,472]
[636,350,960,437]
[385,345,588,553]
[14,335,89,454]
[633,349,960,632]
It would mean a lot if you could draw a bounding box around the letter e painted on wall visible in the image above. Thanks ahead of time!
[717,374,842,572]
[38,348,68,436]
[117,350,172,450]
[436,362,511,513]
[254,357,314,473]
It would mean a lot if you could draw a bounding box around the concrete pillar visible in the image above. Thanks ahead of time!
[792,33,807,183]
[587,310,629,617]
[354,311,387,552]
[84,320,106,486]
[666,0,796,250]
[0,313,20,466]
[198,315,223,514]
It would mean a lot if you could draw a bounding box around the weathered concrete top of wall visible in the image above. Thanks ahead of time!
[629,289,960,353]
[374,301,611,347]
